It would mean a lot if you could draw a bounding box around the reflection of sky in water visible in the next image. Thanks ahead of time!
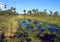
[17,19,60,34]
[14,19,60,42]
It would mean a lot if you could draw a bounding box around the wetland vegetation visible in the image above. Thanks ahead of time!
[0,1,60,42]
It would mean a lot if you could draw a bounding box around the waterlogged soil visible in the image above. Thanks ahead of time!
[17,19,60,34]
[16,19,60,42]
[0,19,60,42]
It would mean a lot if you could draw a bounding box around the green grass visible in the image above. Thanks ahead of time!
[0,15,60,42]
[24,15,60,28]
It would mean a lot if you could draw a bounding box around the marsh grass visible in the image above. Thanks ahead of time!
[28,22,35,28]
[0,15,60,42]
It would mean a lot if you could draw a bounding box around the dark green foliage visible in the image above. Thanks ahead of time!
[49,10,53,16]
[0,6,17,15]
[27,10,32,15]
[54,11,59,16]
[0,5,60,17]
[23,10,26,15]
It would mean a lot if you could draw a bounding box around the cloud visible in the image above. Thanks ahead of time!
[0,2,5,10]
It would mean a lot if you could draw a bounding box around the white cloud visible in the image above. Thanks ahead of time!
[0,2,5,10]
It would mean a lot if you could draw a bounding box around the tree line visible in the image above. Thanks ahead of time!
[23,9,59,16]
[0,5,60,16]
[0,5,17,15]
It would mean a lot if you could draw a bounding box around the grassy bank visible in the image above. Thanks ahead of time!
[0,15,18,36]
[22,15,60,28]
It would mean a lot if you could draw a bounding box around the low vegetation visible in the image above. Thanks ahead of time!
[0,6,60,42]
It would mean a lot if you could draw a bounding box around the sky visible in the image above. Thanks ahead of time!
[0,0,60,13]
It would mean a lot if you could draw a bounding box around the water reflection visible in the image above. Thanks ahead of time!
[18,19,60,33]
[0,19,60,42]
[17,19,60,42]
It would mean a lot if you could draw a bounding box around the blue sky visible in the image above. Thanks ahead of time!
[0,0,60,13]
